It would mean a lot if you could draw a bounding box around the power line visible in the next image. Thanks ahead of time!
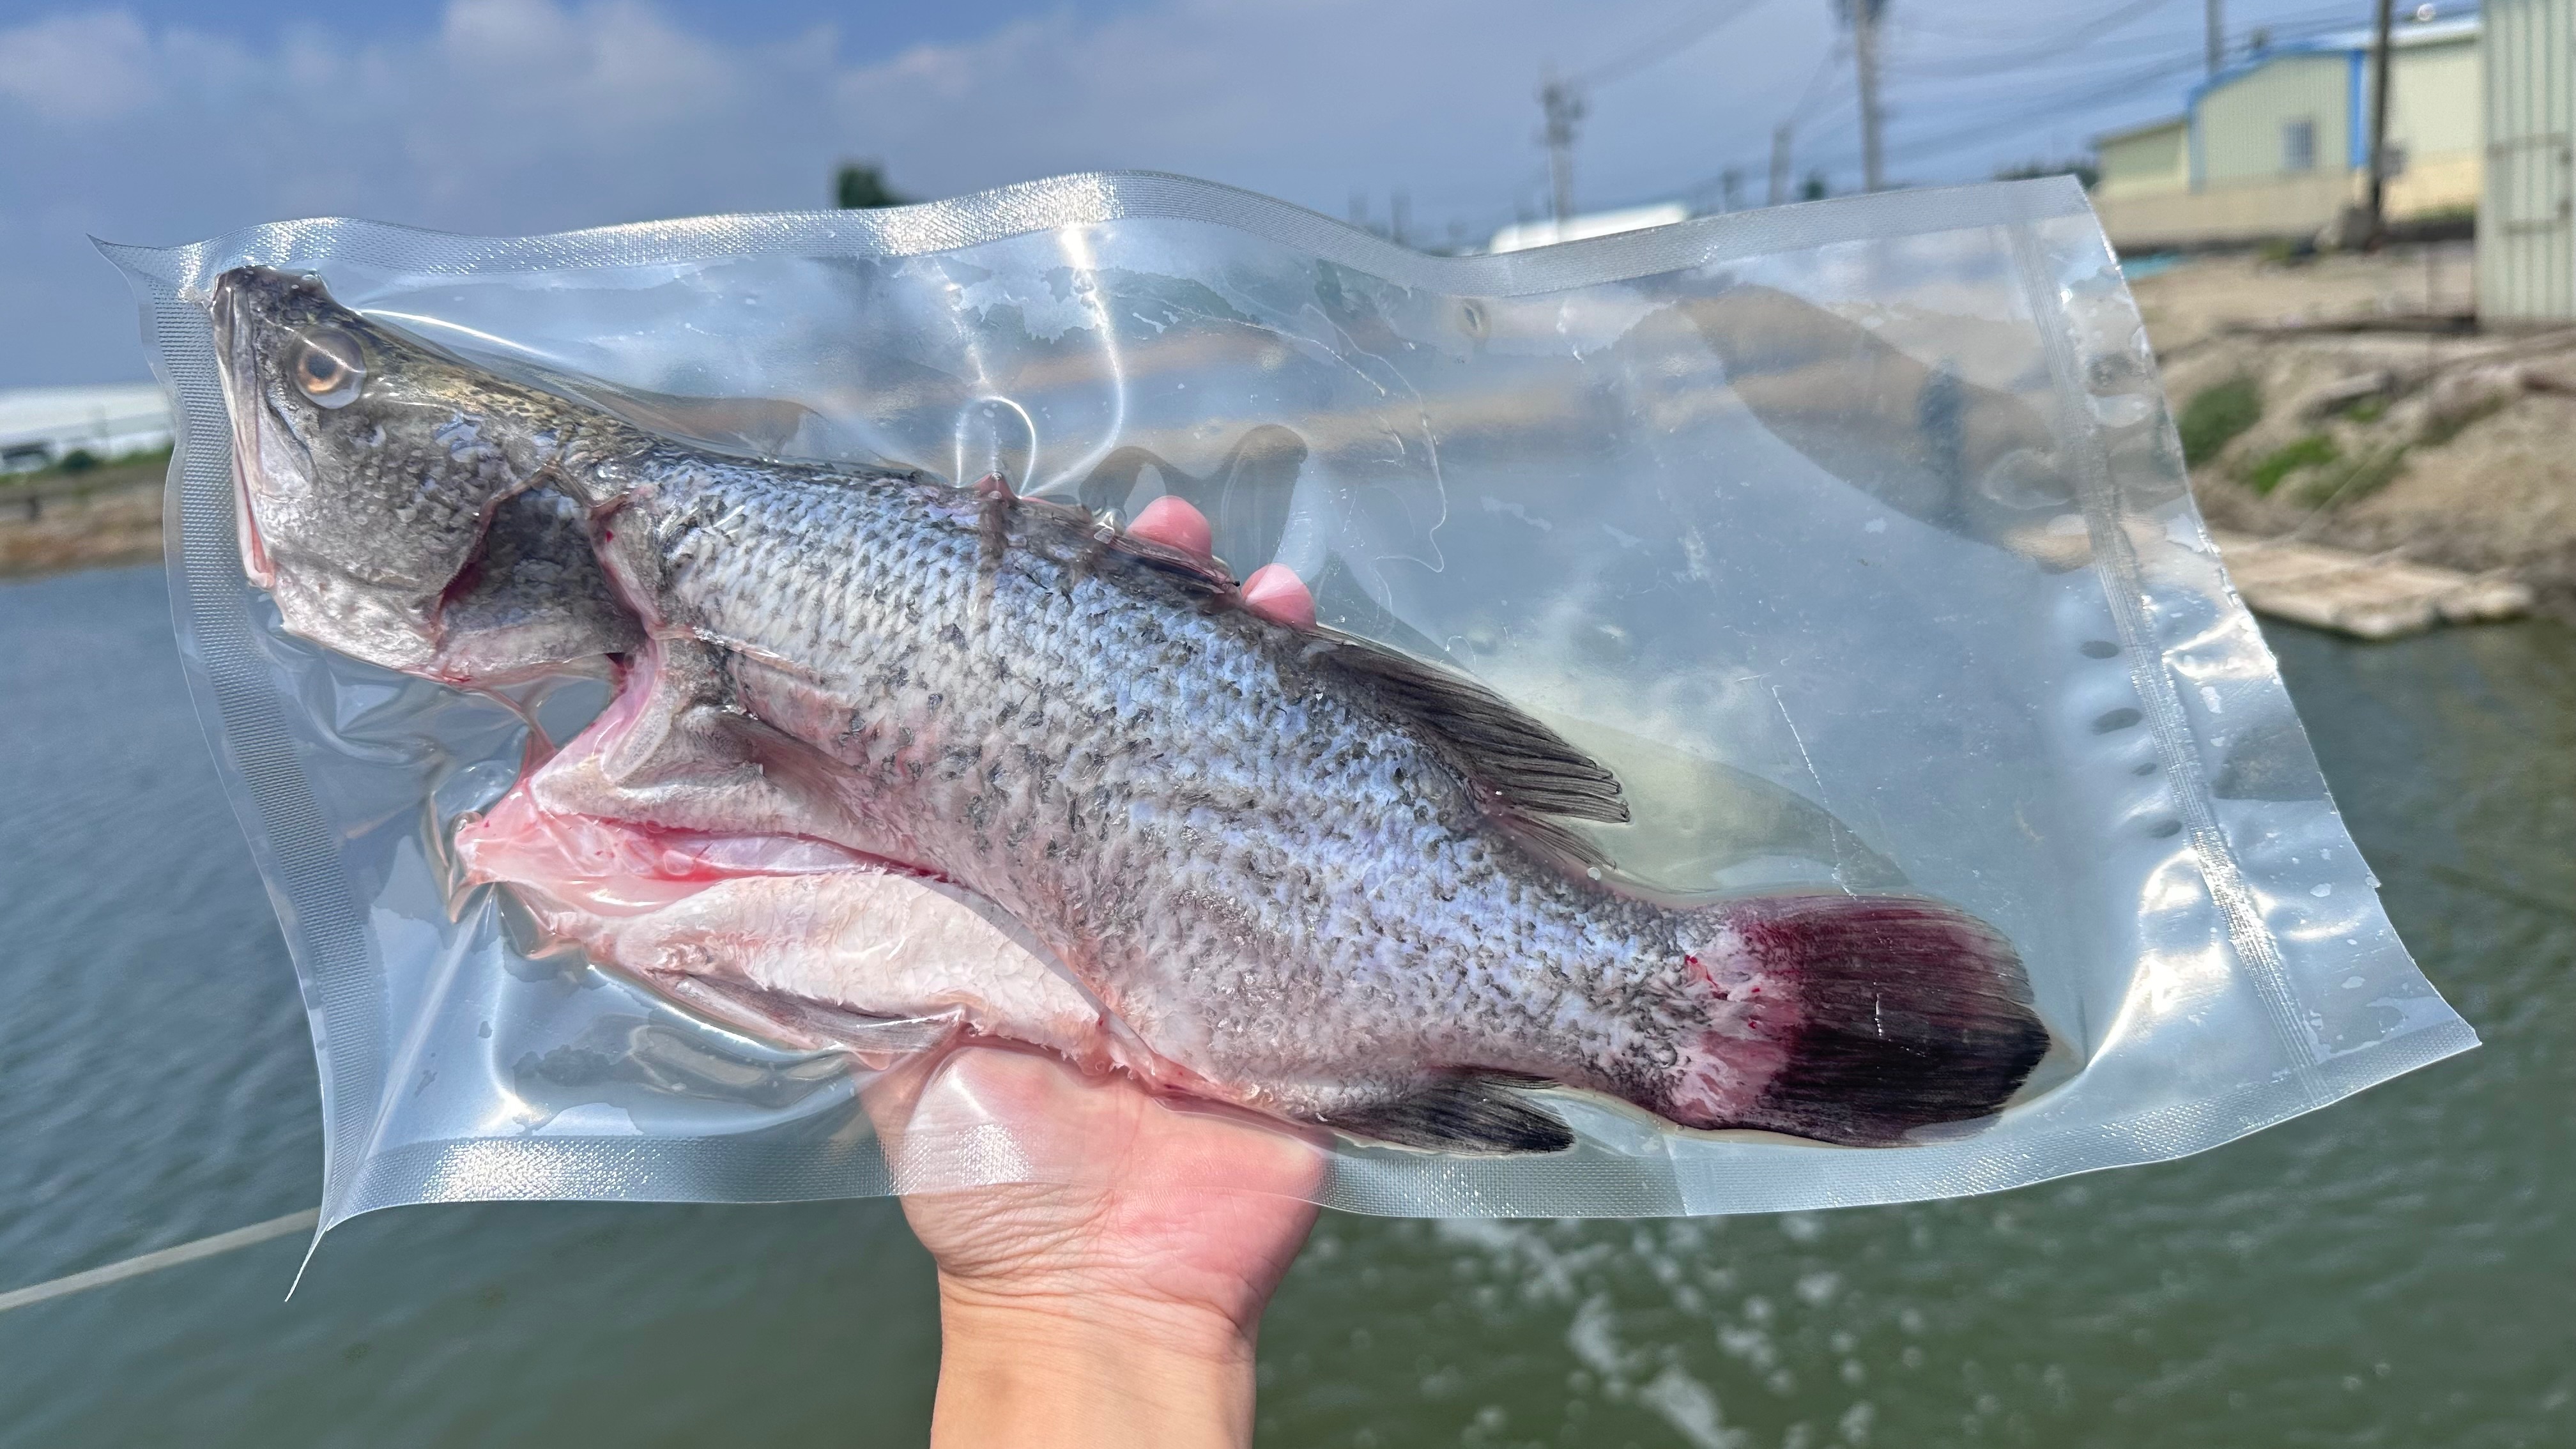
[1884,0,2182,79]
[1887,0,2182,42]
[1786,43,1852,123]
[1668,2,2391,206]
[1879,52,2220,162]
[1535,1,1775,222]
[1571,0,1775,88]
[1843,4,2442,174]
[1494,0,2451,236]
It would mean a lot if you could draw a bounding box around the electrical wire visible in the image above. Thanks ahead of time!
[1570,0,1776,88]
[1883,0,2181,79]
[1845,4,2460,178]
[1886,10,2420,155]
[1506,0,2467,231]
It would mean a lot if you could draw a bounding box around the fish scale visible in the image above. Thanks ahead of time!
[209,263,2050,1152]
[599,452,1690,1113]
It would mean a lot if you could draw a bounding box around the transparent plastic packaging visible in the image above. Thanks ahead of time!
[104,174,2473,1228]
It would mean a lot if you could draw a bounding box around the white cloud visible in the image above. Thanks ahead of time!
[0,0,1851,384]
[0,10,164,123]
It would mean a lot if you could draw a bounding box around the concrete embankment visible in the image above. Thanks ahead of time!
[0,461,166,579]
[2212,530,2532,640]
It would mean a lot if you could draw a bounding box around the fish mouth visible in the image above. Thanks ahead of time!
[208,272,279,589]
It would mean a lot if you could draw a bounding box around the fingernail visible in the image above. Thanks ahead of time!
[1241,564,1315,629]
[1130,495,1213,558]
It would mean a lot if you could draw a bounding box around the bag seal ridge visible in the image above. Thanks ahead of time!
[132,278,387,1232]
[2004,222,2331,1106]
[94,172,2094,303]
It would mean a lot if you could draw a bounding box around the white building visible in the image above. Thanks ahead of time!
[2092,12,2483,250]
[0,384,173,472]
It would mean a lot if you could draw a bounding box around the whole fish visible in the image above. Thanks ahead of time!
[211,265,2049,1152]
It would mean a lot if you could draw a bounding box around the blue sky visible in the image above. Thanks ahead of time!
[1,0,2446,385]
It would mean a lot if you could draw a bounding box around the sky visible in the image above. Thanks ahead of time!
[1,0,2453,386]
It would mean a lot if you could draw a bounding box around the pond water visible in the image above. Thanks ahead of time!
[1,564,2566,1447]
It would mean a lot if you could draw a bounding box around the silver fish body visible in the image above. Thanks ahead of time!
[211,265,2050,1151]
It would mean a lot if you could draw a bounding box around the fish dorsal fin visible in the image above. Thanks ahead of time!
[1011,493,1243,595]
[1310,634,1630,829]
[1105,531,1239,593]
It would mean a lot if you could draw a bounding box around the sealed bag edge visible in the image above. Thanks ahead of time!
[95,175,2478,1226]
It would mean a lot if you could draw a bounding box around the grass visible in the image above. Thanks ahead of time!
[2178,376,2264,467]
[2240,433,2411,507]
[0,447,172,491]
[2243,433,2338,496]
[2299,444,2411,508]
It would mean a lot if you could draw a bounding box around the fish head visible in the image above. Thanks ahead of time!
[211,264,611,680]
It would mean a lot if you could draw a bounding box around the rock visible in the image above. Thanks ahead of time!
[2211,530,2533,640]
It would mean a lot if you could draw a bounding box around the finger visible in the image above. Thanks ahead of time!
[1239,563,1315,629]
[1128,495,1215,559]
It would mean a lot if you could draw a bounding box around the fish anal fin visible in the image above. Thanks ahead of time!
[1323,1073,1575,1155]
[1315,636,1630,826]
[1491,809,1614,875]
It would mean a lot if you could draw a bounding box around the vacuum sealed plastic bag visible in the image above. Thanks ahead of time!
[106,173,2474,1226]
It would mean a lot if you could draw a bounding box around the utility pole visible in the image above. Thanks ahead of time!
[1538,70,1586,224]
[1841,0,1887,192]
[2365,0,2396,249]
[2205,0,2224,75]
[1768,122,1793,206]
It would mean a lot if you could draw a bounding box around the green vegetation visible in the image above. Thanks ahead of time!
[2255,237,2317,266]
[2237,433,2411,507]
[0,445,172,491]
[2243,433,2338,496]
[1995,157,2101,190]
[2313,444,2410,506]
[2343,397,2388,424]
[2178,376,2264,466]
[833,162,906,210]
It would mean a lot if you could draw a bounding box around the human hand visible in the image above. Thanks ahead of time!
[895,494,1325,1448]
[886,1048,1326,1449]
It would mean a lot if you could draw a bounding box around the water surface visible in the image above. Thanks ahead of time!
[1,566,2566,1446]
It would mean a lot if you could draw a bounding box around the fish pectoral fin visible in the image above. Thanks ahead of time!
[533,640,875,848]
[1321,1073,1575,1155]
[1312,636,1630,825]
[648,969,962,1062]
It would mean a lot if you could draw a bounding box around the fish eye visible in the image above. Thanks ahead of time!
[289,328,365,409]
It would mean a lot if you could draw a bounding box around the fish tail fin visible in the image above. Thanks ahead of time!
[1665,894,2050,1146]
